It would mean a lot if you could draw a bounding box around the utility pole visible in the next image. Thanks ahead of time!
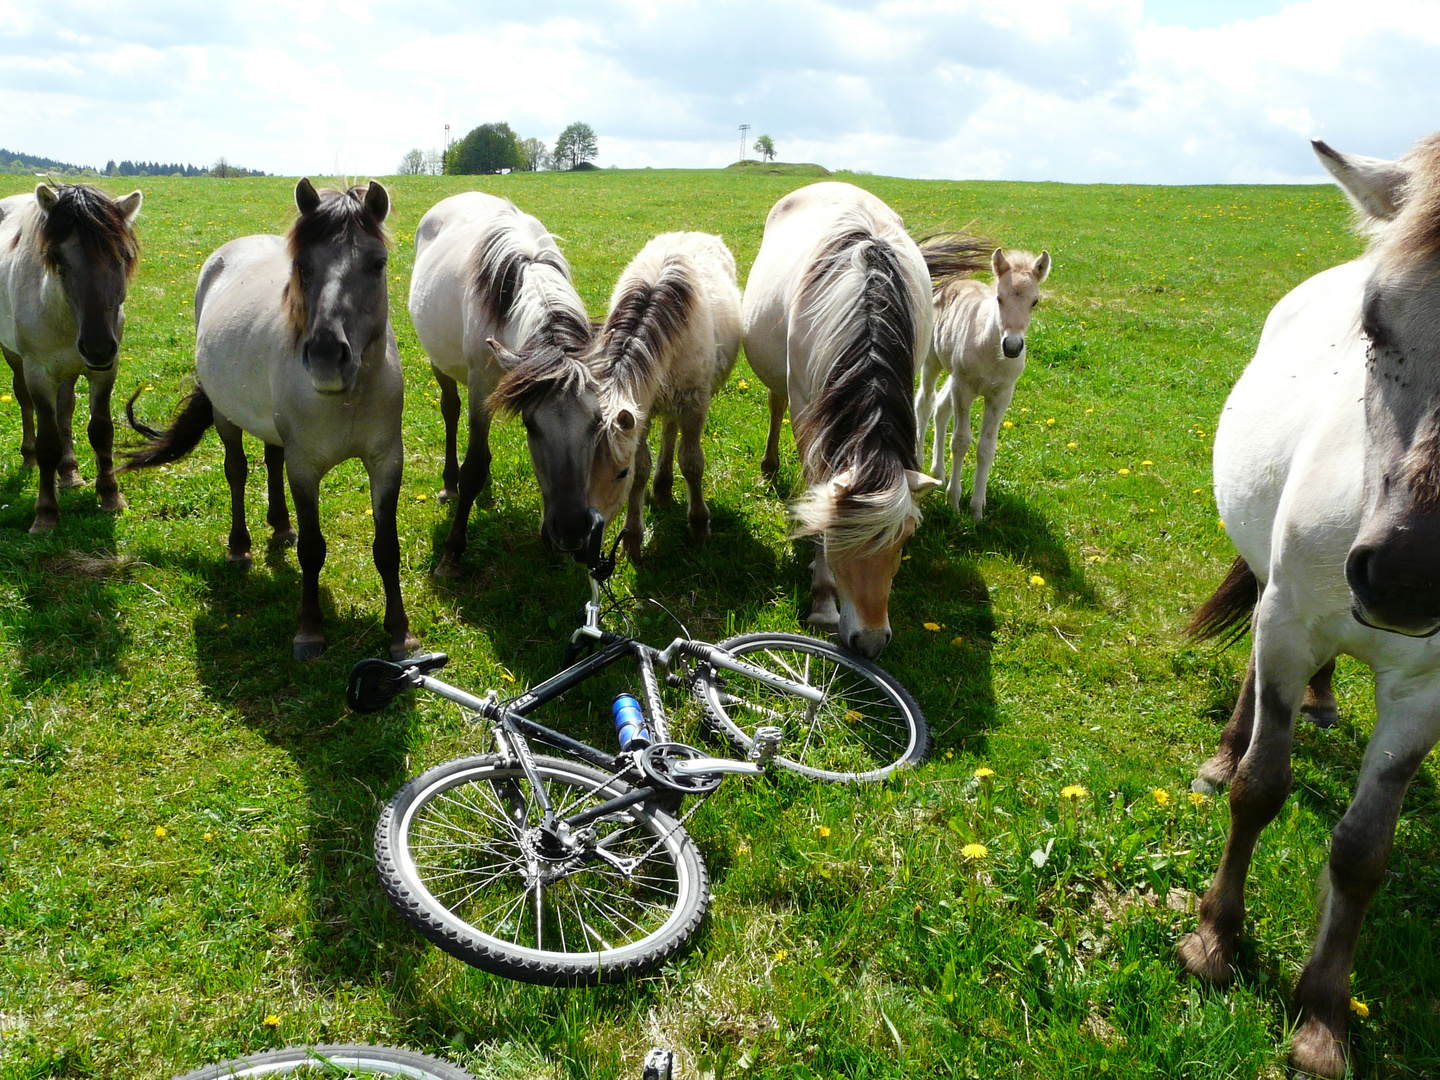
[443,124,450,174]
[739,124,750,162]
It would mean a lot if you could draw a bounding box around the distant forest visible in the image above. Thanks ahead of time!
[1,148,268,178]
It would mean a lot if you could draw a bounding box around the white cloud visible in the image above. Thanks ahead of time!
[0,0,1437,180]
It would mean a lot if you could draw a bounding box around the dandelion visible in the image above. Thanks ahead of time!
[1085,407,1095,414]
[0,395,10,403]
[1218,519,1226,529]
[1029,575,1045,586]
[203,830,215,842]
[1020,407,1030,413]
[1152,788,1171,806]
[1066,441,1077,449]
[737,379,750,390]
[1002,420,1014,429]
[774,948,789,962]
[961,843,989,861]
[500,671,516,683]
[1061,784,1088,800]
[1045,418,1056,426]
[923,621,941,631]
[416,493,428,502]
[973,766,995,780]
[145,385,155,392]
[1192,488,1204,495]
[366,508,373,516]
[1118,468,1131,476]
[1189,791,1207,807]
[817,825,832,839]
[1088,554,1102,562]
[951,635,965,647]
[1141,459,1153,466]
[262,1014,281,1028]
[1350,998,1369,1019]
[154,826,167,839]
[845,709,863,722]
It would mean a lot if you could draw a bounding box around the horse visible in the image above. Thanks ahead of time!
[123,179,416,662]
[914,243,1051,521]
[742,182,940,658]
[408,192,602,577]
[585,231,742,560]
[0,182,142,532]
[1178,133,1440,1079]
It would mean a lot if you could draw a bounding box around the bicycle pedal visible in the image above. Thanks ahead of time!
[750,725,784,765]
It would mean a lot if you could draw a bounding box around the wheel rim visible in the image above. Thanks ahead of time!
[396,762,696,969]
[712,640,918,781]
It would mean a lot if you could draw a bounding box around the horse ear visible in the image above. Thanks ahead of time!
[35,184,58,213]
[991,247,1010,277]
[295,177,321,217]
[487,336,522,371]
[363,180,390,222]
[1312,140,1408,223]
[906,469,941,495]
[116,190,143,223]
[1034,251,1051,283]
[615,408,637,433]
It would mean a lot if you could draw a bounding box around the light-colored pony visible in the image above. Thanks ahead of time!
[409,192,601,577]
[124,180,415,661]
[587,231,741,560]
[1179,133,1440,1079]
[0,182,141,531]
[915,244,1050,521]
[742,182,939,658]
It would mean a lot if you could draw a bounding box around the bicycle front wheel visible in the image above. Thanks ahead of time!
[170,1043,474,1079]
[696,632,930,782]
[375,754,708,986]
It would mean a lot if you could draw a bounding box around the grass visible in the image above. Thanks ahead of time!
[0,167,1436,1079]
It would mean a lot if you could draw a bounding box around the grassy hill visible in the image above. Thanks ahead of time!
[0,168,1434,1079]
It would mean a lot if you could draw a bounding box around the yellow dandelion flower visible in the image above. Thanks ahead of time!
[774,948,789,962]
[1029,574,1045,586]
[366,508,373,516]
[1192,488,1204,495]
[500,671,516,683]
[1189,791,1207,806]
[1218,519,1226,529]
[737,379,750,390]
[154,826,167,839]
[1088,554,1102,562]
[817,825,832,839]
[1020,407,1030,413]
[416,493,428,502]
[923,621,941,631]
[262,1014,281,1028]
[0,395,10,404]
[1085,407,1095,414]
[203,830,215,842]
[951,635,965,646]
[1046,418,1056,426]
[1060,784,1088,800]
[1118,468,1131,476]
[1350,998,1369,1018]
[1142,459,1153,466]
[1152,788,1171,806]
[973,766,995,779]
[1066,441,1077,449]
[145,385,155,392]
[844,709,862,722]
[961,842,989,860]
[1002,420,1014,429]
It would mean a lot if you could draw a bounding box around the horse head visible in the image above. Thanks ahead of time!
[34,183,141,372]
[1318,135,1440,636]
[992,247,1051,359]
[286,178,391,395]
[488,337,605,557]
[588,391,643,529]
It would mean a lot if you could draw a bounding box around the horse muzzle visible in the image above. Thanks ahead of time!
[1002,334,1025,359]
[77,337,118,372]
[302,338,355,394]
[1346,542,1440,637]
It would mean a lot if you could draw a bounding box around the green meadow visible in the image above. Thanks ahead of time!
[0,168,1435,1079]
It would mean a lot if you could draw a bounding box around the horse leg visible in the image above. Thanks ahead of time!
[1288,675,1440,1079]
[1194,649,1257,794]
[652,416,678,505]
[623,421,653,562]
[946,378,977,513]
[55,373,82,490]
[436,382,491,579]
[86,368,125,512]
[808,536,840,632]
[914,348,944,475]
[1178,594,1313,984]
[970,383,1013,522]
[286,461,327,659]
[930,375,953,482]
[365,449,417,660]
[264,443,296,544]
[215,416,252,565]
[433,365,462,502]
[677,407,710,545]
[2,346,35,467]
[1301,658,1339,729]
[761,389,786,478]
[25,366,63,532]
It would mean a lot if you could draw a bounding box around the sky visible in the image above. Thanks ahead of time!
[2,0,1439,184]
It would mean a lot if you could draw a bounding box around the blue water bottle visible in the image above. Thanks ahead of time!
[612,694,651,751]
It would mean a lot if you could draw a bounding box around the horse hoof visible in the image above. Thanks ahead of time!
[28,516,57,534]
[100,493,127,513]
[1190,777,1218,796]
[687,522,711,546]
[227,550,254,569]
[1290,1017,1348,1080]
[58,471,85,491]
[1177,926,1233,985]
[389,636,421,660]
[270,527,297,547]
[292,637,326,661]
[1301,702,1339,730]
[432,557,461,580]
[651,482,674,505]
[437,488,456,504]
[760,456,779,479]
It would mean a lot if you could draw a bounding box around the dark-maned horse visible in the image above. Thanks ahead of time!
[741,182,939,658]
[124,179,415,661]
[1180,133,1440,1078]
[0,182,142,531]
[408,192,603,577]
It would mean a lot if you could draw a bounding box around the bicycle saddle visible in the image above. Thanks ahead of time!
[346,653,449,713]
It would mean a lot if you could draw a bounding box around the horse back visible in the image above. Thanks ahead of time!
[0,194,41,354]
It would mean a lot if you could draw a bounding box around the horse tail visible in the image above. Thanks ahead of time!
[120,383,214,471]
[1186,555,1259,645]
[918,232,994,291]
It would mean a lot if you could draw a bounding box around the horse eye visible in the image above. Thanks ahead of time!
[1031,299,1038,307]
[371,258,388,274]
[616,468,630,480]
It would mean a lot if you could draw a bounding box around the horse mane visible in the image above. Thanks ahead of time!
[34,184,139,278]
[918,232,994,292]
[282,184,391,343]
[489,342,596,417]
[790,469,922,557]
[470,204,590,346]
[1383,132,1440,264]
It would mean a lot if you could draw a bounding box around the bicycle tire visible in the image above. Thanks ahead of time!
[695,632,930,782]
[169,1043,474,1079]
[375,754,708,986]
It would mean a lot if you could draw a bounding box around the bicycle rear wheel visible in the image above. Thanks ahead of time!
[696,632,930,782]
[169,1043,473,1079]
[375,754,708,986]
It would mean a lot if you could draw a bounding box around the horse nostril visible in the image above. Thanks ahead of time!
[1346,545,1377,598]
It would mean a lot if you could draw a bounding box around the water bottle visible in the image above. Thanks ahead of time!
[612,694,651,751]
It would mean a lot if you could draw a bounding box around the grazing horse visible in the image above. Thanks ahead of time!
[742,182,939,658]
[585,231,742,560]
[915,242,1051,521]
[1178,133,1440,1079]
[408,192,602,577]
[124,180,416,661]
[0,182,141,532]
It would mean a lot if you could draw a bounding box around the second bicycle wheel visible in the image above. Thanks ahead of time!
[375,754,708,986]
[696,632,930,782]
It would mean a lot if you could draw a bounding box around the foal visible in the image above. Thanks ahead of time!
[584,232,742,560]
[914,245,1050,521]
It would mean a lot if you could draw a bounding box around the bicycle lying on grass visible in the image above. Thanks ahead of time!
[348,533,930,986]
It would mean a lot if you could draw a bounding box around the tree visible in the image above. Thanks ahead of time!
[397,148,426,175]
[423,148,444,176]
[553,122,598,170]
[754,134,777,162]
[447,122,526,175]
[518,137,547,172]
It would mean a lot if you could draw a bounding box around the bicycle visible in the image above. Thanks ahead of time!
[348,532,930,986]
